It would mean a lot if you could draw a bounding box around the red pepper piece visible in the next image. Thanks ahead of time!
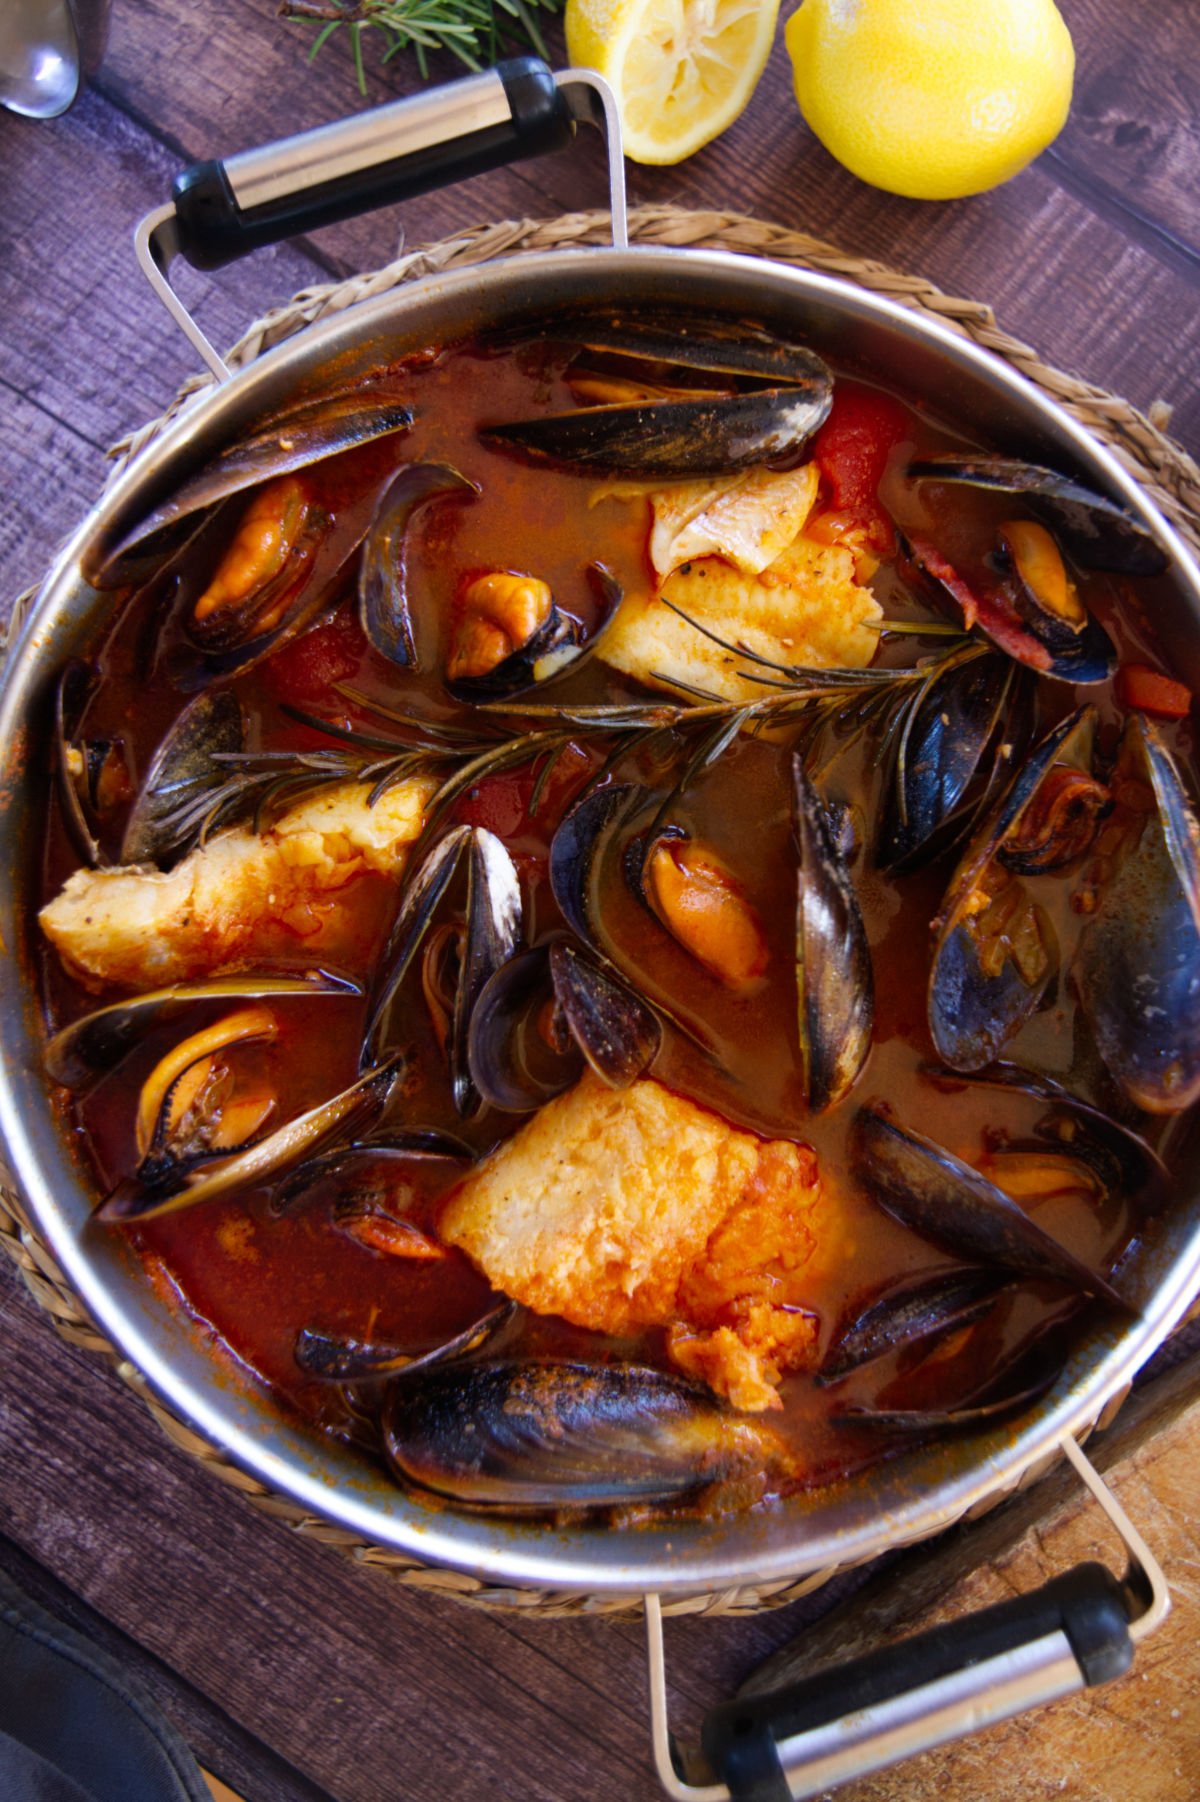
[812,384,911,552]
[1115,663,1193,719]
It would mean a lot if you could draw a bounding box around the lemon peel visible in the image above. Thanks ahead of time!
[785,0,1075,200]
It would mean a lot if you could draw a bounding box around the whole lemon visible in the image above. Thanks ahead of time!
[785,0,1075,200]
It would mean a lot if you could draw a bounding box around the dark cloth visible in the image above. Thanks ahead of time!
[0,1567,211,1802]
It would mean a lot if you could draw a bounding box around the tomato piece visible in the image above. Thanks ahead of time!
[1115,664,1193,719]
[261,605,368,705]
[812,384,911,552]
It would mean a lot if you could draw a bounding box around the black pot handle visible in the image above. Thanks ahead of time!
[644,1435,1170,1802]
[133,58,627,378]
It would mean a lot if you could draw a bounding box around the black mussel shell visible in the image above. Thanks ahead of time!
[907,456,1168,576]
[382,1359,778,1511]
[121,689,245,867]
[295,1300,515,1383]
[549,783,640,942]
[100,1057,402,1222]
[447,564,623,705]
[1074,717,1200,1113]
[549,940,661,1088]
[835,1374,1057,1434]
[364,825,472,1063]
[481,386,832,478]
[876,653,1016,872]
[819,1269,1010,1385]
[467,946,582,1113]
[928,708,1097,1071]
[269,1131,475,1216]
[924,1063,1170,1206]
[359,462,478,668]
[852,1106,1129,1309]
[91,387,415,581]
[44,973,358,1091]
[54,660,113,868]
[523,310,836,385]
[794,758,874,1112]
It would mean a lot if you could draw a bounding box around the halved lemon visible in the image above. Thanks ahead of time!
[566,0,781,166]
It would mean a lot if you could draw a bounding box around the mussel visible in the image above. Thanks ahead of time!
[54,661,129,868]
[466,938,661,1111]
[481,312,832,477]
[101,1055,403,1222]
[1073,715,1200,1112]
[382,1358,780,1511]
[121,689,245,867]
[852,1105,1129,1309]
[446,563,623,704]
[900,526,1117,686]
[358,462,478,668]
[130,1005,279,1193]
[819,1269,1009,1385]
[793,758,874,1111]
[90,380,415,581]
[928,708,1105,1071]
[907,455,1169,576]
[43,973,358,1091]
[269,1129,474,1217]
[295,1299,515,1382]
[364,825,522,1115]
[633,827,770,991]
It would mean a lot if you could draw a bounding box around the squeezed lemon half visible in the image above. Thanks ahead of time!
[566,0,781,166]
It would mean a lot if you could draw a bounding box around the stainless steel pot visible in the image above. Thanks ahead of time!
[1,59,1196,1800]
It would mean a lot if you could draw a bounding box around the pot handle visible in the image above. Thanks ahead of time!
[644,1434,1170,1802]
[133,57,627,381]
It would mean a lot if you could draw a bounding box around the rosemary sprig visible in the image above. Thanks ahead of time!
[280,0,563,87]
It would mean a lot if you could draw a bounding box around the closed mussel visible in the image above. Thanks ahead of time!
[382,1359,780,1511]
[481,311,832,477]
[794,757,874,1111]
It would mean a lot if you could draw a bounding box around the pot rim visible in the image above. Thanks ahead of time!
[4,243,1200,1598]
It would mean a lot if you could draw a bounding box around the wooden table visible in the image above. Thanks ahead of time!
[1,4,1198,1799]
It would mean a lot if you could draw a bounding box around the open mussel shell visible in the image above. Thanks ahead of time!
[928,708,1099,1072]
[359,462,478,668]
[120,689,245,867]
[899,528,1116,685]
[907,455,1169,576]
[835,1374,1058,1434]
[794,758,874,1112]
[269,1130,475,1216]
[295,1298,515,1383]
[54,660,117,868]
[44,973,358,1091]
[928,1063,1171,1205]
[481,386,832,479]
[819,1269,1010,1386]
[447,564,623,705]
[382,1359,779,1511]
[876,653,1016,872]
[852,1105,1130,1310]
[100,1056,403,1222]
[1074,716,1200,1113]
[91,386,415,581]
[518,310,836,384]
[364,825,522,1117]
[549,782,640,942]
[467,939,661,1112]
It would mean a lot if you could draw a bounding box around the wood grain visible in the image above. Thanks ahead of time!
[740,1356,1200,1802]
[3,5,1200,1798]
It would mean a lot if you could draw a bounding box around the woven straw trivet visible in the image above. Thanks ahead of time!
[2,205,1199,1621]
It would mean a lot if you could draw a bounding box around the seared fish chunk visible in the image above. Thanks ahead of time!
[441,1074,845,1411]
[599,534,882,704]
[39,778,433,992]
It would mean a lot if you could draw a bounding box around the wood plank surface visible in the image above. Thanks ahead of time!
[740,1355,1200,1802]
[2,2,1200,1799]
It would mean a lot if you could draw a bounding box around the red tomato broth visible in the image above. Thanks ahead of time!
[40,327,1194,1512]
